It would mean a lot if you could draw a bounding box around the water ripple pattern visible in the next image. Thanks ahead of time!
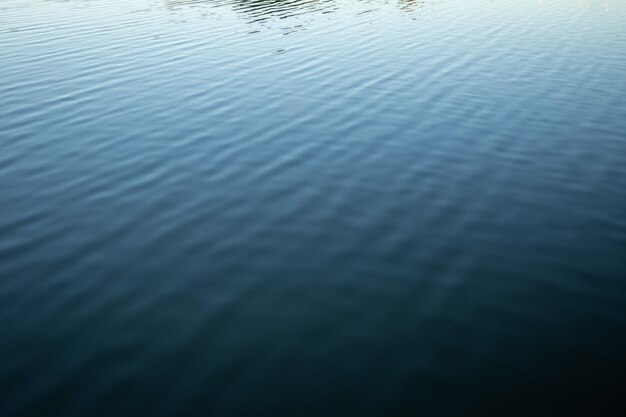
[1,0,626,415]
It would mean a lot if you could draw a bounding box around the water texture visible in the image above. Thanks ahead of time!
[1,0,626,415]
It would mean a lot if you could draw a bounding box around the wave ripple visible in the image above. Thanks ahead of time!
[2,0,626,415]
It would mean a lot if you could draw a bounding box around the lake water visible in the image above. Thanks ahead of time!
[1,0,626,415]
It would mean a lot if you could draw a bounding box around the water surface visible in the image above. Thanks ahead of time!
[1,0,626,415]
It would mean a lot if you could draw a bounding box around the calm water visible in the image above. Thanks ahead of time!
[2,0,626,415]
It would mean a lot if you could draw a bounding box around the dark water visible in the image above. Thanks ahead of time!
[2,0,626,415]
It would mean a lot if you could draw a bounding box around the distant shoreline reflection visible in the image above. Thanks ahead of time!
[163,0,433,26]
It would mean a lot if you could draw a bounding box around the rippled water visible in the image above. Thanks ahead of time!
[2,0,626,415]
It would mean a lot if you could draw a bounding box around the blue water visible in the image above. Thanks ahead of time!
[2,0,626,415]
